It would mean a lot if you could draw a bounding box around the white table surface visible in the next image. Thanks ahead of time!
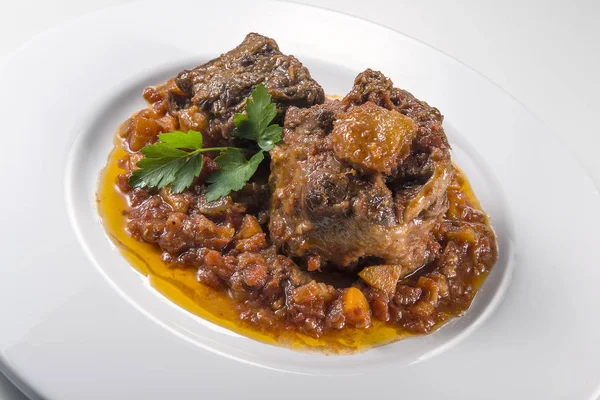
[0,0,598,398]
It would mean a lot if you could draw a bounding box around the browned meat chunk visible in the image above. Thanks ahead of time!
[269,70,455,274]
[174,33,325,146]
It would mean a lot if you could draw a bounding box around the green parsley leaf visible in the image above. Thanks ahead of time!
[139,143,188,159]
[157,130,203,149]
[129,156,186,190]
[129,130,206,193]
[260,124,283,151]
[204,149,265,202]
[171,153,203,193]
[234,83,282,151]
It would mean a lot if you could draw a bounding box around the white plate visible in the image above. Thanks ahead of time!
[1,1,599,399]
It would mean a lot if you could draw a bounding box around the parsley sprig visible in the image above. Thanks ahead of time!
[129,84,282,201]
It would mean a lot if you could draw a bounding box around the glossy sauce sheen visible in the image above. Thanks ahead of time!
[97,142,489,353]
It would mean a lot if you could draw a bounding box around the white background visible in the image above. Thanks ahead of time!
[0,0,598,398]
